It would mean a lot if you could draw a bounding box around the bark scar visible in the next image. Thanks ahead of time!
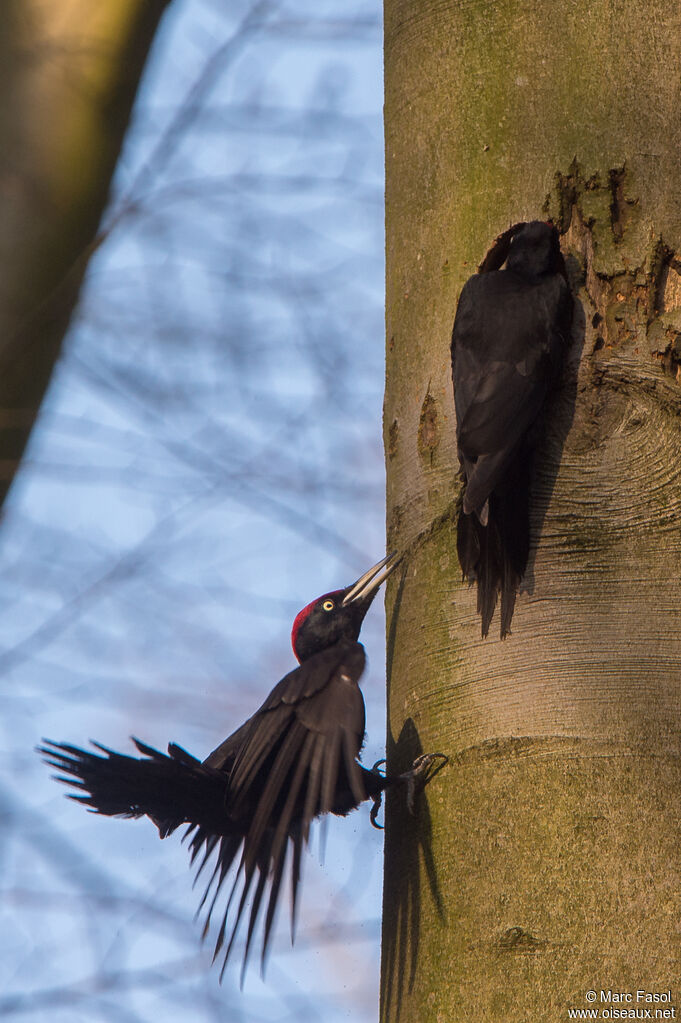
[417,389,440,463]
[547,161,681,392]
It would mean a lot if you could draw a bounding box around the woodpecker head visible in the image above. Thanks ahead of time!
[505,220,561,280]
[291,553,401,663]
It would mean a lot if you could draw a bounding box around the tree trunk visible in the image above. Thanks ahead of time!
[0,0,170,507]
[381,2,681,1020]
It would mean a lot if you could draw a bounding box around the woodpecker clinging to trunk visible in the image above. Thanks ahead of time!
[451,220,572,638]
[40,553,445,980]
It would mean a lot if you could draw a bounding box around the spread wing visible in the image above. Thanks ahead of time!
[38,738,229,838]
[40,642,369,981]
[189,640,369,980]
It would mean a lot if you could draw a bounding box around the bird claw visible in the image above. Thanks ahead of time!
[367,753,447,826]
[370,795,383,829]
[369,759,387,829]
[400,752,449,816]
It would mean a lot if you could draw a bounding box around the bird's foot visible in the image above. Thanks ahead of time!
[369,759,387,829]
[368,754,448,825]
[399,752,449,815]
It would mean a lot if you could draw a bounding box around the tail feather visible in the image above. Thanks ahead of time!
[478,511,502,638]
[457,454,531,638]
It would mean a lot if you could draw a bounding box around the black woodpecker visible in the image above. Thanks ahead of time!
[451,220,572,638]
[41,553,445,979]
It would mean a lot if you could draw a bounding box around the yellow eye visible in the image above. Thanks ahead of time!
[322,599,334,611]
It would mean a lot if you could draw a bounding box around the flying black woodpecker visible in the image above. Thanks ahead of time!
[451,220,572,638]
[40,553,445,980]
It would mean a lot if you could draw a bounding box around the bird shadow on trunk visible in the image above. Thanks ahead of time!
[380,715,446,1020]
[381,572,446,1019]
[522,256,585,597]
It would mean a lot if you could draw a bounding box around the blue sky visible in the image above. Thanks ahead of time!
[1,2,388,1020]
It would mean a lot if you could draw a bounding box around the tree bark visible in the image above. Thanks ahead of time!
[382,1,681,1020]
[0,0,171,507]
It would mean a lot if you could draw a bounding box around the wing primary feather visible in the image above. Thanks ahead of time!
[244,723,306,867]
[268,730,316,869]
[301,736,324,843]
[342,730,366,807]
[53,774,86,789]
[319,730,341,816]
[290,824,303,945]
[247,732,316,970]
[190,832,220,880]
[228,717,286,807]
[196,853,224,916]
[200,837,244,929]
[219,851,262,980]
[261,836,289,972]
[130,738,163,759]
[239,842,276,986]
[200,865,226,936]
[209,846,249,954]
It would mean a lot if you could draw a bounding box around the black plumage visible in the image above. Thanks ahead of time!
[451,221,572,637]
[40,554,444,979]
